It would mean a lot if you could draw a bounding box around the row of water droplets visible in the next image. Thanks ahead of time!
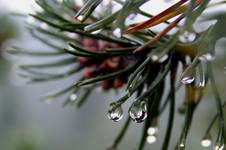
[107,100,148,123]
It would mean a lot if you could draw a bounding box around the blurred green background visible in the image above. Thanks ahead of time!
[0,1,226,150]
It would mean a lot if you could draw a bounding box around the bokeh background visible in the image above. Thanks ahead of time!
[0,0,226,150]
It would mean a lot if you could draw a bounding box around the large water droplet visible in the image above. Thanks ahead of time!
[107,104,123,122]
[69,93,77,102]
[178,31,196,43]
[146,135,157,144]
[129,101,147,123]
[198,53,215,62]
[181,76,195,84]
[147,126,158,135]
[201,138,212,147]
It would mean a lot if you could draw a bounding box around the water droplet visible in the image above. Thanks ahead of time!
[69,93,77,102]
[113,28,122,38]
[178,31,196,43]
[129,101,147,123]
[178,143,185,150]
[107,104,123,122]
[215,144,224,150]
[198,53,215,62]
[146,135,157,144]
[147,127,158,135]
[201,138,212,147]
[181,76,195,84]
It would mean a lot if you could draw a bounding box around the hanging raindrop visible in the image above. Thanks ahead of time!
[181,76,195,84]
[201,137,212,147]
[69,93,78,102]
[107,103,123,122]
[129,101,147,123]
[178,31,196,43]
[146,135,157,144]
[178,143,185,150]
